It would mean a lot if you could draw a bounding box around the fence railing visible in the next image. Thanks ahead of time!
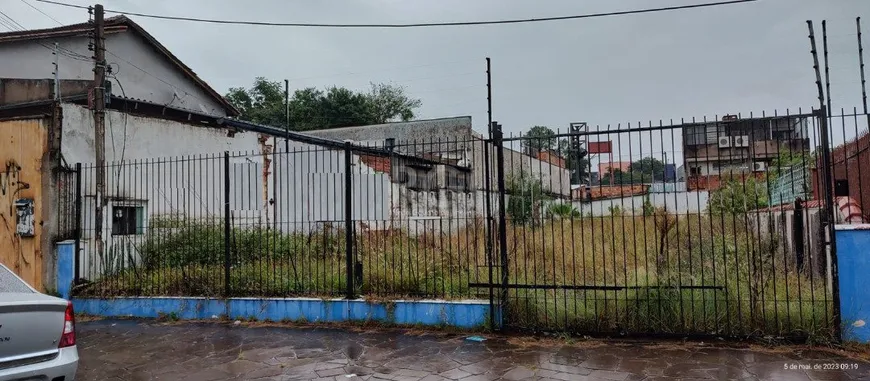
[72,136,510,300]
[67,108,870,339]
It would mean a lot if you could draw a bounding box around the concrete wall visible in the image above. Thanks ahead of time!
[61,104,251,164]
[0,118,49,289]
[471,140,570,198]
[64,103,266,279]
[571,191,709,217]
[307,118,570,197]
[0,33,227,116]
[72,297,495,329]
[305,117,474,145]
[68,112,479,278]
[750,207,828,278]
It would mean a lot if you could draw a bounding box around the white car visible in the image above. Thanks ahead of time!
[0,264,78,381]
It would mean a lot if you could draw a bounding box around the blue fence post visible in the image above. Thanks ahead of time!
[56,241,75,299]
[836,225,870,342]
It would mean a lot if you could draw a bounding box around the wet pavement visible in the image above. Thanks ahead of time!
[77,320,870,381]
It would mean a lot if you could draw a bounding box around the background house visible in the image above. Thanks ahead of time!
[0,16,237,117]
[0,17,292,289]
[682,115,810,190]
[305,118,571,232]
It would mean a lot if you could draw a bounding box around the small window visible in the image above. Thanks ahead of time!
[689,167,701,176]
[112,205,144,236]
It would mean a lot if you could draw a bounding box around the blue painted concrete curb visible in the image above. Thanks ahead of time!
[72,297,499,329]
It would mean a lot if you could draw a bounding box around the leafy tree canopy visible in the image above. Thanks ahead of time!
[522,125,590,184]
[225,78,421,131]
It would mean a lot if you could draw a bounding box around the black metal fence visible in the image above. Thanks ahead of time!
[72,137,493,301]
[485,110,844,340]
[54,166,78,241]
[67,107,869,340]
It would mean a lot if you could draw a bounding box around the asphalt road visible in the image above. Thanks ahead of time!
[75,319,870,380]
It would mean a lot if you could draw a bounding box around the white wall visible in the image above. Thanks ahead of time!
[272,148,391,233]
[571,191,710,217]
[0,33,227,116]
[471,140,571,197]
[61,103,253,165]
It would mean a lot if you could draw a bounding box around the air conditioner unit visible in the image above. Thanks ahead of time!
[733,135,750,147]
[752,161,767,172]
[717,136,732,148]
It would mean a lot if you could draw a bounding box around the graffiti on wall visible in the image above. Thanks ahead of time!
[1,161,29,197]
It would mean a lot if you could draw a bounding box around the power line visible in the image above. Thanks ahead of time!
[20,0,63,25]
[34,0,758,28]
[16,0,91,60]
[0,8,91,61]
[286,59,475,82]
[103,48,222,114]
[0,9,29,30]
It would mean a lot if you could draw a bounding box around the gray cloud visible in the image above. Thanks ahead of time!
[3,0,869,163]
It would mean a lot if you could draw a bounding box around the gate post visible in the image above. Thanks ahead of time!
[224,151,231,297]
[817,106,842,342]
[793,198,805,272]
[344,142,356,300]
[73,163,82,286]
[492,121,508,330]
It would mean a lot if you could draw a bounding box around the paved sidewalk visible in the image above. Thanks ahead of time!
[76,320,870,380]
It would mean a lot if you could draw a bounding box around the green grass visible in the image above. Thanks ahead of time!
[77,212,835,340]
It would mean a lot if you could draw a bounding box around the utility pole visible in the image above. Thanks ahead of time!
[92,4,107,259]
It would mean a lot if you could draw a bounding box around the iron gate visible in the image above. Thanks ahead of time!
[478,111,839,340]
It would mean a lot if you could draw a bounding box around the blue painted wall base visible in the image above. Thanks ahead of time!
[836,225,870,343]
[72,297,499,329]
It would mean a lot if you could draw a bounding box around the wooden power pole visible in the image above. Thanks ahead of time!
[92,4,107,257]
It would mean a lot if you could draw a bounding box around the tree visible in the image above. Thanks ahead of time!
[522,125,590,184]
[367,82,422,123]
[506,171,548,226]
[601,169,651,185]
[224,79,422,131]
[225,77,286,127]
[523,126,558,154]
[769,147,812,180]
[630,157,666,181]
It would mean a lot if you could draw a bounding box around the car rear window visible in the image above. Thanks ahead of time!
[0,265,34,293]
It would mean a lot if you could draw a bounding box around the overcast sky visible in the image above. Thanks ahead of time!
[3,0,870,163]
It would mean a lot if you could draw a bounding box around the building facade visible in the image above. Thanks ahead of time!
[682,115,810,190]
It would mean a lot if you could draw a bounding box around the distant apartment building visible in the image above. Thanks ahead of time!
[682,115,810,190]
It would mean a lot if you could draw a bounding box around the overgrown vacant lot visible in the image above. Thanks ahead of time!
[78,211,833,339]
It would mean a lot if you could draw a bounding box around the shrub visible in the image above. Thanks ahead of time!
[548,203,580,219]
[708,176,768,214]
[506,171,548,225]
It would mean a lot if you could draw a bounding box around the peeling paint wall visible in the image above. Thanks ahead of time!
[62,103,265,279]
[0,118,48,289]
